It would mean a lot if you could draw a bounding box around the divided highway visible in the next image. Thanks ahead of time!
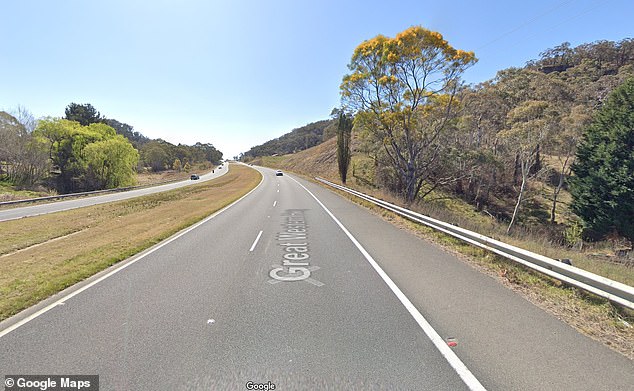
[1,166,632,390]
[0,165,228,222]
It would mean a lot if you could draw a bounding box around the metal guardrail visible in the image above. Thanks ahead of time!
[316,177,634,311]
[0,169,218,207]
[0,185,144,206]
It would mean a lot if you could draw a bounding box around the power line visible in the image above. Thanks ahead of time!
[527,0,612,39]
[476,0,577,51]
[491,0,613,57]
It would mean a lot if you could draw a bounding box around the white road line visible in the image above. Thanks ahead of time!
[0,174,264,339]
[288,175,487,391]
[249,230,263,252]
[273,201,277,207]
[0,165,231,223]
[277,189,279,193]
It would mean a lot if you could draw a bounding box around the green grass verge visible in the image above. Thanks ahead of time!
[0,164,261,321]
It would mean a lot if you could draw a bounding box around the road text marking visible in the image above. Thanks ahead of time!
[287,176,486,391]
[268,209,323,286]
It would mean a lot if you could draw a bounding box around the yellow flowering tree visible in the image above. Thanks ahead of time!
[341,26,476,202]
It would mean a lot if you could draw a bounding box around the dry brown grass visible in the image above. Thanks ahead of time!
[0,181,55,202]
[136,162,213,186]
[255,142,634,359]
[255,137,340,180]
[316,183,634,359]
[0,164,261,321]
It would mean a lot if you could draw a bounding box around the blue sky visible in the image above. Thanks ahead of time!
[1,0,632,158]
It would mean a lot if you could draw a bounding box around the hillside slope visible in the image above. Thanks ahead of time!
[253,127,634,361]
[251,135,349,181]
[243,119,335,158]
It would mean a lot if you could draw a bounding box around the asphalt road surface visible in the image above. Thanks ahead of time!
[1,166,632,390]
[0,165,228,222]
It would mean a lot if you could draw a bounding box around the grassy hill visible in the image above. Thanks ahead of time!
[244,38,634,287]
[252,127,634,359]
[242,119,335,158]
[250,136,338,179]
[254,131,634,280]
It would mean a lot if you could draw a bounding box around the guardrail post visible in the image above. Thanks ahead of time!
[315,177,634,311]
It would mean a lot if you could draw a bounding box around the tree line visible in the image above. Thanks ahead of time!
[0,103,223,193]
[337,27,634,242]
[242,119,335,159]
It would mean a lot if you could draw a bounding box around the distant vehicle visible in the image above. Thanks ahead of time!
[190,174,200,180]
[275,170,283,176]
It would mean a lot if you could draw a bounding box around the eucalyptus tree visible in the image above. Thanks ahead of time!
[341,26,476,203]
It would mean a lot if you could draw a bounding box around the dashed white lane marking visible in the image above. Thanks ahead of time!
[249,230,263,252]
[0,173,264,339]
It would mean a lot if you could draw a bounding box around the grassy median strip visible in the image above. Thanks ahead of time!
[0,164,261,321]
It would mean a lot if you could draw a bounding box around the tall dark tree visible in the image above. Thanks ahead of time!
[64,103,104,126]
[336,112,353,184]
[570,77,634,241]
[105,118,150,147]
[140,140,170,172]
[193,142,223,164]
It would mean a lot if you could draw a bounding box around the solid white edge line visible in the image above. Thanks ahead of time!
[0,168,264,339]
[288,175,487,391]
[249,230,263,252]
